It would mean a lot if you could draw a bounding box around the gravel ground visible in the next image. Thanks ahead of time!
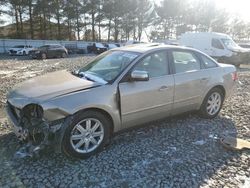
[0,55,249,188]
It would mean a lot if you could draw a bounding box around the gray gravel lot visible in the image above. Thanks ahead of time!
[0,55,249,187]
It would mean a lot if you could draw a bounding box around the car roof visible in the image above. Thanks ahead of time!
[116,43,197,53]
[44,44,62,46]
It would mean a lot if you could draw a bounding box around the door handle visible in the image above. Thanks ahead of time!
[158,86,168,91]
[201,77,209,81]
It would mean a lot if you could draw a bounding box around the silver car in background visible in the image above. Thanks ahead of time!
[6,44,237,158]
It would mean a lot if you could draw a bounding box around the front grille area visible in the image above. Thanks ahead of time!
[9,50,17,54]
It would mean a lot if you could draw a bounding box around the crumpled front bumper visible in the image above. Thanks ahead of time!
[8,51,23,56]
[6,102,25,140]
[5,102,70,156]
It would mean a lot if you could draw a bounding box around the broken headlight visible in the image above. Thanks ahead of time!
[22,104,44,119]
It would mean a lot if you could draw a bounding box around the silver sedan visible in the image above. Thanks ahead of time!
[6,44,237,158]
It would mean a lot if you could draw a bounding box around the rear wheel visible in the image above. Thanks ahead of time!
[62,110,111,159]
[61,52,66,58]
[199,88,224,119]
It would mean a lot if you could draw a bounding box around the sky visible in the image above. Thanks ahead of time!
[154,0,250,22]
[1,0,250,25]
[208,0,250,22]
[1,0,250,41]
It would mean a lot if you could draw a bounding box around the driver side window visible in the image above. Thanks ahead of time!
[133,51,169,78]
[212,38,224,49]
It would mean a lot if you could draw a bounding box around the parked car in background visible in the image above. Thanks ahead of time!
[106,43,119,50]
[8,45,34,56]
[30,44,68,59]
[6,44,237,159]
[87,43,107,54]
[124,40,146,46]
[103,43,120,50]
[64,43,78,54]
[179,32,250,66]
[153,39,178,46]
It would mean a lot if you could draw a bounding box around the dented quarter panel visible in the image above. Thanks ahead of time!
[198,64,236,106]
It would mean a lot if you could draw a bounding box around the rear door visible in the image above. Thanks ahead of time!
[119,50,174,128]
[54,45,61,56]
[47,45,54,57]
[169,49,211,114]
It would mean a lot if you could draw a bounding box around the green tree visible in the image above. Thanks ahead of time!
[155,0,183,39]
[0,0,7,25]
[84,0,101,41]
[230,17,248,40]
[210,10,229,33]
[50,0,64,39]
[24,0,36,39]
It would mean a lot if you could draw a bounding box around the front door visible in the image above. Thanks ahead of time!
[119,50,174,128]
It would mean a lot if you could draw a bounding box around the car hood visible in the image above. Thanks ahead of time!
[8,70,103,107]
[9,48,23,51]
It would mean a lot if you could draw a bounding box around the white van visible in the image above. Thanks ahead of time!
[179,32,250,66]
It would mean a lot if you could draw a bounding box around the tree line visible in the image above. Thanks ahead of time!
[0,0,249,42]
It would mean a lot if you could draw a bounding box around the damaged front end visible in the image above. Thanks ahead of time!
[6,102,67,158]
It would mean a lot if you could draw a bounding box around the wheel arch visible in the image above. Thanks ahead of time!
[200,84,226,109]
[211,85,226,97]
[76,107,115,136]
[198,85,226,118]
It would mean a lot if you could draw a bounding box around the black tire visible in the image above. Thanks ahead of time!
[23,51,27,56]
[199,87,224,119]
[61,52,66,58]
[41,53,47,60]
[62,110,111,159]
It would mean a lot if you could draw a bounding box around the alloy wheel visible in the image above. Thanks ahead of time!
[70,118,104,154]
[206,92,222,116]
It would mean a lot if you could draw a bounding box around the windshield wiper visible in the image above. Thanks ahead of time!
[75,71,95,82]
[83,74,95,82]
[72,71,107,84]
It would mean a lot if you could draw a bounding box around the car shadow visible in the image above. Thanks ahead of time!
[0,113,246,187]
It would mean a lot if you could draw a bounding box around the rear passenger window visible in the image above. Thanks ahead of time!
[201,55,218,68]
[172,51,200,73]
[212,38,224,49]
[134,51,169,78]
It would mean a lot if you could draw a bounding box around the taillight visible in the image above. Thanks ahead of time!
[232,72,238,81]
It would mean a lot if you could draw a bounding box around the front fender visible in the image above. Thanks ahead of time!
[41,85,122,132]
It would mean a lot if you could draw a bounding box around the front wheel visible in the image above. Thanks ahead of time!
[199,88,224,119]
[62,111,111,159]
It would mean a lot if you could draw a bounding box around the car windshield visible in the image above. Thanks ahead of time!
[38,45,49,49]
[13,45,24,48]
[96,43,105,48]
[109,44,117,48]
[221,38,239,49]
[78,51,139,83]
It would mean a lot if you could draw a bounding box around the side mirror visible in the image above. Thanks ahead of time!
[130,70,149,81]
